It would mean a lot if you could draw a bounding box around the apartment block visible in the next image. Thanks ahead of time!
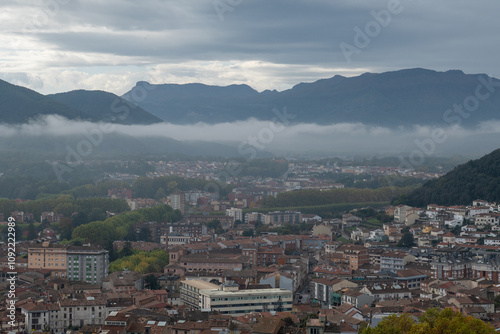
[180,280,220,309]
[28,242,109,284]
[199,286,293,315]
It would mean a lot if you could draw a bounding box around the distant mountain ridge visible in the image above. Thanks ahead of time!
[0,79,162,125]
[0,79,92,123]
[400,148,500,206]
[2,68,500,126]
[48,90,162,125]
[122,68,500,126]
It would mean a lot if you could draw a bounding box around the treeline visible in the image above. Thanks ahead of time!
[399,148,500,206]
[0,196,130,222]
[244,202,390,219]
[0,153,154,199]
[263,186,414,208]
[72,204,181,247]
[109,249,169,274]
[240,159,288,178]
[131,176,231,199]
[59,180,130,198]
[313,173,423,189]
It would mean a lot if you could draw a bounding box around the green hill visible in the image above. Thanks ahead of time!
[400,148,500,206]
[0,79,93,123]
[48,90,162,125]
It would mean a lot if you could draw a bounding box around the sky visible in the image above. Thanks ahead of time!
[1,0,499,95]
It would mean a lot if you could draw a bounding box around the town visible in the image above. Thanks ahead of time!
[2,192,500,333]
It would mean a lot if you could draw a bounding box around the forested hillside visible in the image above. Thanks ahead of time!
[398,148,500,206]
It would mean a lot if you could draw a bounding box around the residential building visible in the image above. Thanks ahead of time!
[226,207,243,222]
[28,242,109,284]
[309,278,357,306]
[180,280,220,309]
[379,252,412,272]
[102,270,144,293]
[339,244,369,271]
[199,286,293,315]
[66,246,109,284]
[341,289,374,308]
[20,302,59,333]
[168,191,186,214]
[262,211,302,226]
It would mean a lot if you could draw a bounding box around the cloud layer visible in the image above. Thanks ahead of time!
[0,0,499,94]
[2,115,499,158]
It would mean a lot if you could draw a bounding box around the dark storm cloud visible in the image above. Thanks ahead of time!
[2,0,500,94]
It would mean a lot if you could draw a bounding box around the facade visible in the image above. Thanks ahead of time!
[177,253,247,272]
[28,242,67,277]
[20,298,107,334]
[199,288,293,315]
[28,242,108,284]
[66,246,109,284]
[102,270,144,293]
[337,244,369,271]
[360,285,411,302]
[180,280,220,309]
[20,303,58,333]
[431,259,472,280]
[226,207,243,222]
[245,212,263,224]
[262,211,302,226]
[187,215,235,230]
[166,233,191,246]
[168,191,186,214]
[58,297,107,329]
[309,278,357,306]
[379,252,411,272]
[341,289,374,308]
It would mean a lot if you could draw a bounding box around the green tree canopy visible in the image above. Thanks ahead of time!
[361,308,494,334]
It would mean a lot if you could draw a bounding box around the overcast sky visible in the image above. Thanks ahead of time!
[1,0,499,95]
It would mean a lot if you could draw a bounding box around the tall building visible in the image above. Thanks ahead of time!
[168,191,186,214]
[262,211,302,226]
[226,207,243,222]
[339,244,369,271]
[181,279,293,315]
[180,280,220,309]
[199,284,293,315]
[66,246,109,284]
[28,242,109,284]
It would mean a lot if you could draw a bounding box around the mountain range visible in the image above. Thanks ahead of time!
[1,68,500,126]
[0,79,161,125]
[121,68,500,126]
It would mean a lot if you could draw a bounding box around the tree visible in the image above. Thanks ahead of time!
[27,222,37,240]
[360,308,495,334]
[120,241,134,258]
[495,295,500,311]
[72,211,89,227]
[88,207,106,222]
[397,231,415,248]
[54,202,75,217]
[137,227,152,242]
[59,218,74,240]
[144,274,160,290]
[242,229,254,237]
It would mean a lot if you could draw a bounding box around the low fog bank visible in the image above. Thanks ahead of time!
[2,115,499,159]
